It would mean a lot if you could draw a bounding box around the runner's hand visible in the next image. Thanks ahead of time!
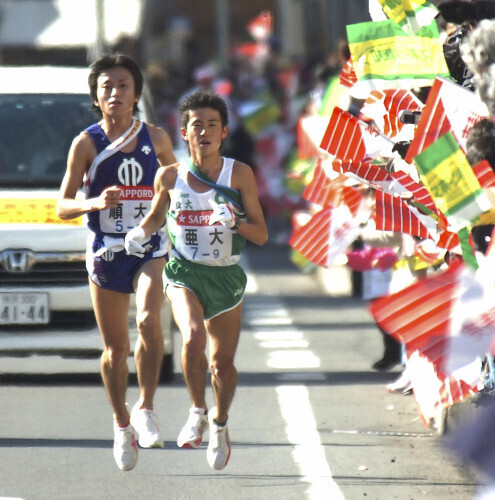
[208,200,236,228]
[125,227,148,258]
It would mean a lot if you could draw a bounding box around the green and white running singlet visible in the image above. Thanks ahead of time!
[166,157,245,266]
[165,157,247,318]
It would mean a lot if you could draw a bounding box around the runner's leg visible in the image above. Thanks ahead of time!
[168,285,209,411]
[90,280,131,426]
[206,303,242,423]
[133,258,166,409]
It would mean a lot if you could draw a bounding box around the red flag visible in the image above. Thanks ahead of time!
[341,186,365,216]
[247,10,273,41]
[303,161,363,213]
[340,58,358,89]
[437,229,460,250]
[407,351,480,427]
[406,77,489,163]
[289,208,333,267]
[415,239,446,265]
[375,191,432,238]
[473,159,495,188]
[321,108,366,160]
[369,260,492,371]
[303,160,335,205]
[332,159,412,198]
[369,261,463,362]
[320,107,394,161]
[297,116,329,159]
[361,88,424,139]
[406,259,495,425]
[369,256,495,426]
[389,170,439,214]
[289,206,362,267]
[445,266,495,373]
[332,159,390,183]
[234,42,267,59]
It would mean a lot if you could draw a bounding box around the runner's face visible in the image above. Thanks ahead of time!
[182,108,228,158]
[94,67,139,118]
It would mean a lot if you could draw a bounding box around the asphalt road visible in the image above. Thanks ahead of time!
[0,219,486,499]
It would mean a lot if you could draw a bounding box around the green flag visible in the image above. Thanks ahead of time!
[370,0,439,35]
[414,132,490,230]
[346,20,449,95]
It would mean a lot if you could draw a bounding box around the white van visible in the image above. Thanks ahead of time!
[0,66,174,381]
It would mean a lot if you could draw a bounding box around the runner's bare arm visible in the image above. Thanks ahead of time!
[232,162,268,246]
[57,132,122,220]
[148,124,176,166]
[139,164,177,236]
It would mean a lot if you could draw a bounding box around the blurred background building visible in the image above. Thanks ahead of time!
[0,0,369,69]
[0,0,372,216]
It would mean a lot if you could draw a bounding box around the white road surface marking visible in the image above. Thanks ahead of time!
[277,386,345,499]
[268,350,321,369]
[259,339,309,349]
[243,267,342,499]
[254,330,304,341]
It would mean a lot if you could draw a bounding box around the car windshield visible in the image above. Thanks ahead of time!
[0,94,96,187]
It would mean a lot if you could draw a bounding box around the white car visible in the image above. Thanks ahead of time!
[0,66,174,381]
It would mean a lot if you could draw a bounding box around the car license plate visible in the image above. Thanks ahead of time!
[0,293,50,325]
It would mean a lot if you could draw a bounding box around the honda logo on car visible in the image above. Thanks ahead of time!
[1,250,34,272]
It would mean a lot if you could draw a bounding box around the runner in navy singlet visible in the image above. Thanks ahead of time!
[57,54,176,471]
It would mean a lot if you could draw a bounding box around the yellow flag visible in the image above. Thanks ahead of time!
[347,20,449,95]
[414,132,490,230]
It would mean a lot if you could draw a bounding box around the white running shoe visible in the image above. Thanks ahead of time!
[177,407,208,449]
[130,403,164,449]
[207,414,231,470]
[113,421,138,471]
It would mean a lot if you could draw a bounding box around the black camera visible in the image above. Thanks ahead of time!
[399,110,422,125]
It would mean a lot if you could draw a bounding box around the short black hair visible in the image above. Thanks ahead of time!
[466,118,495,170]
[88,53,143,117]
[179,90,229,130]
